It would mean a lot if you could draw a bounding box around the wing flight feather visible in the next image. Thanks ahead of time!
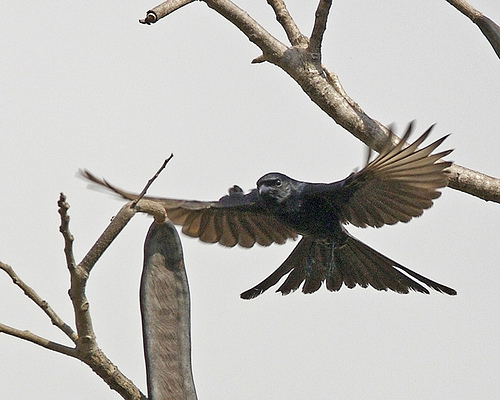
[338,124,452,228]
[81,170,297,247]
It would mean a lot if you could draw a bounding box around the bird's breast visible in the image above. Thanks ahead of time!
[274,200,341,237]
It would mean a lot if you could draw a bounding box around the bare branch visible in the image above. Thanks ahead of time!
[308,0,333,57]
[82,347,147,400]
[0,322,77,357]
[72,160,174,341]
[447,164,500,202]
[78,203,137,276]
[267,0,308,46]
[1,190,166,398]
[0,261,77,342]
[323,66,364,113]
[58,193,76,271]
[202,0,289,62]
[141,0,500,203]
[445,0,500,59]
[445,0,480,17]
[140,0,195,25]
[67,200,147,399]
[135,199,169,223]
[133,153,174,207]
[67,202,137,363]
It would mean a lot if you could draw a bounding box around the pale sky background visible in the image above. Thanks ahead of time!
[1,1,499,399]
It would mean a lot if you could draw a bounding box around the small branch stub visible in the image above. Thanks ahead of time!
[140,12,158,25]
[139,0,195,24]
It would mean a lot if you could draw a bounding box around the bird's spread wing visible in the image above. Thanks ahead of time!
[337,123,452,228]
[81,170,297,248]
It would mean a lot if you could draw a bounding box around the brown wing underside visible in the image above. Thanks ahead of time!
[338,123,453,228]
[81,170,297,248]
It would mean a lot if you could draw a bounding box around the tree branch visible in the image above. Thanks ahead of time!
[447,164,500,202]
[445,0,500,59]
[0,322,77,357]
[0,261,77,342]
[3,162,176,399]
[140,0,195,25]
[204,0,288,62]
[1,209,146,400]
[141,0,500,204]
[67,201,137,361]
[67,161,173,398]
[77,203,137,277]
[133,153,174,207]
[58,193,76,271]
[308,0,332,58]
[58,196,147,399]
[267,0,308,46]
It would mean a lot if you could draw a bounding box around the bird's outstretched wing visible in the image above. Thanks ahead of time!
[336,123,453,228]
[81,170,297,248]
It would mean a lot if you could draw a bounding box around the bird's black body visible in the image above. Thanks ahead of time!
[82,123,456,299]
[257,175,345,237]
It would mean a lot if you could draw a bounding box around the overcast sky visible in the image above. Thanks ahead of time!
[1,1,499,399]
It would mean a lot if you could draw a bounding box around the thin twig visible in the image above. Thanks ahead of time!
[308,0,333,58]
[58,193,76,271]
[0,261,77,342]
[267,0,308,46]
[132,154,174,208]
[0,322,77,357]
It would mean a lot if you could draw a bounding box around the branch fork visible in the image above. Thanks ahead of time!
[139,0,500,203]
[1,158,174,400]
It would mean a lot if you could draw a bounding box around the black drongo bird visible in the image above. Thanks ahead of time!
[82,124,456,299]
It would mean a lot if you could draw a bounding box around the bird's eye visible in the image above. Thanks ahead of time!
[274,179,282,187]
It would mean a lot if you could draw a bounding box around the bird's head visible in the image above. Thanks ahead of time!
[257,173,296,207]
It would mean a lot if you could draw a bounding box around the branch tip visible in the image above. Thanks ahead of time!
[58,193,76,271]
[252,54,267,63]
[132,153,174,207]
[140,0,196,25]
[140,12,158,25]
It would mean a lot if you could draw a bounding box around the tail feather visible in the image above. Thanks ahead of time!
[346,236,430,294]
[278,265,307,295]
[240,234,456,299]
[345,239,405,292]
[396,264,457,295]
[240,237,310,299]
[300,241,329,294]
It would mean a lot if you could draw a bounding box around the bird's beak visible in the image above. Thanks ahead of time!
[259,185,270,196]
